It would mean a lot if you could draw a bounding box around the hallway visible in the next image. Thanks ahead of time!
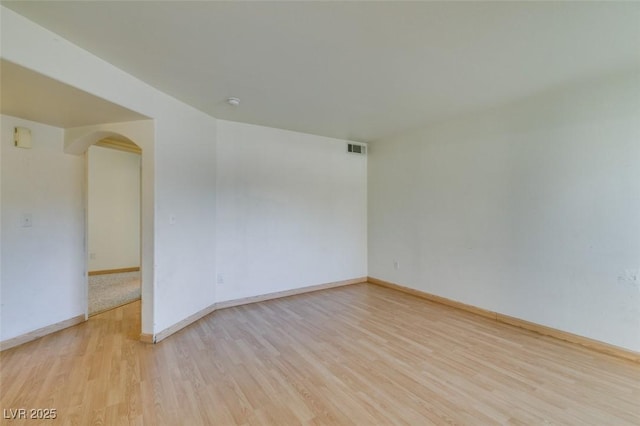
[88,271,141,316]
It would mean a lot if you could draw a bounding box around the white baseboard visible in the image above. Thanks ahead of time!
[152,277,367,344]
[2,278,369,349]
[154,303,218,343]
[0,314,86,351]
[215,277,367,310]
[369,276,640,363]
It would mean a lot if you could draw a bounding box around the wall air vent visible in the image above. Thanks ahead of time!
[347,143,367,155]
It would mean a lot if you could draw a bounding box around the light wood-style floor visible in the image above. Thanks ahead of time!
[1,283,639,425]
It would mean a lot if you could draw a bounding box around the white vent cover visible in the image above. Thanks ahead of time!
[347,143,366,155]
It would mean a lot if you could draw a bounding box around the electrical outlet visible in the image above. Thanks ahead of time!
[618,269,640,290]
[393,260,400,270]
[89,253,96,260]
[623,269,638,282]
[216,274,224,284]
[21,213,33,227]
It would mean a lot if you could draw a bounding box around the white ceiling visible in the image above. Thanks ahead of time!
[1,60,148,128]
[2,1,640,142]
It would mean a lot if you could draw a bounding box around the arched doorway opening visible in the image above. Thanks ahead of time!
[65,121,154,341]
[87,137,141,316]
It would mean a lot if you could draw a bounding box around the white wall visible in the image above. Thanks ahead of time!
[369,70,640,352]
[88,145,140,271]
[153,112,216,333]
[0,115,85,341]
[1,7,217,337]
[6,5,637,354]
[216,121,367,302]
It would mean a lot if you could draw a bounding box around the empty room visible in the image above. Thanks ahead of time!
[1,2,639,425]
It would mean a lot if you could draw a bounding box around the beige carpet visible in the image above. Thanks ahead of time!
[88,271,141,316]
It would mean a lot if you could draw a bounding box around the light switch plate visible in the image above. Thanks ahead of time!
[14,127,32,149]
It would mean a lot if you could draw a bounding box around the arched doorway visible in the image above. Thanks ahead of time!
[65,121,155,341]
[87,137,141,316]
